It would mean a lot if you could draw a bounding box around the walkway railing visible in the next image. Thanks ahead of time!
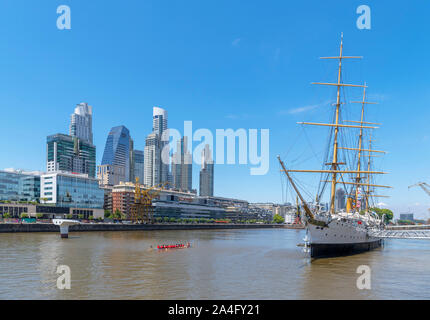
[370,229,430,239]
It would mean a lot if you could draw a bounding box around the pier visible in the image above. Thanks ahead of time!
[0,222,287,234]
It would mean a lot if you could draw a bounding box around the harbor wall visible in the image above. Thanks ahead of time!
[0,223,299,233]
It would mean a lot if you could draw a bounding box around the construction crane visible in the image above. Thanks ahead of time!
[408,182,430,197]
[408,182,430,212]
[129,178,169,224]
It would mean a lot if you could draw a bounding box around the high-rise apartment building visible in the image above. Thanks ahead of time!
[46,134,96,178]
[199,144,214,196]
[144,132,160,186]
[172,136,192,192]
[144,107,170,187]
[70,102,93,144]
[100,126,132,184]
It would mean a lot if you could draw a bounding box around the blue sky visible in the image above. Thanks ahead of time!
[0,1,429,218]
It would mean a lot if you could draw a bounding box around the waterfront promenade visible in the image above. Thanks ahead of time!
[0,222,303,233]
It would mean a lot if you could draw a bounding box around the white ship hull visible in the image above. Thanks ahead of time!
[307,213,383,258]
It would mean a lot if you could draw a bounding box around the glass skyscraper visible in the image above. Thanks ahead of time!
[101,126,132,183]
[47,134,96,178]
[70,102,93,144]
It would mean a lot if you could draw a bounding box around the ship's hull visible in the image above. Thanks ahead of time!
[307,217,383,258]
[311,239,382,258]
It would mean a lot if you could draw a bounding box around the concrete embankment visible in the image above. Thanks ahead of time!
[0,223,297,233]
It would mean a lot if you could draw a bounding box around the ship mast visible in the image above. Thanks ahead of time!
[278,34,388,220]
[311,33,365,213]
[365,133,373,210]
[348,86,378,211]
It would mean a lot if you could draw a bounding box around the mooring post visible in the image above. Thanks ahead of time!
[52,219,80,239]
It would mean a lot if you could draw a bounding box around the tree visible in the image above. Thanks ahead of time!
[273,214,285,224]
[104,210,111,218]
[3,212,11,219]
[89,215,94,220]
[114,209,123,220]
[369,207,393,224]
[36,213,43,219]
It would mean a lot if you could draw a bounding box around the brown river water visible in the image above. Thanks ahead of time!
[0,228,429,299]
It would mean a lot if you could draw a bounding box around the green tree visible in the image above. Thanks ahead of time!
[36,213,43,219]
[370,207,393,223]
[89,215,94,220]
[273,214,285,224]
[66,214,73,219]
[114,209,123,220]
[3,212,11,219]
[104,210,111,218]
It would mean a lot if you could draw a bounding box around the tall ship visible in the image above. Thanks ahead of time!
[278,34,390,258]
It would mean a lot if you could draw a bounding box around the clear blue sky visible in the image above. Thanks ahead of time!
[0,0,429,218]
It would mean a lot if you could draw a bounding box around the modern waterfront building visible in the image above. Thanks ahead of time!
[0,202,103,219]
[172,136,192,192]
[0,169,41,202]
[144,107,170,187]
[110,181,219,220]
[199,144,214,196]
[46,133,96,178]
[40,171,104,210]
[70,102,93,144]
[100,126,132,183]
[108,181,272,222]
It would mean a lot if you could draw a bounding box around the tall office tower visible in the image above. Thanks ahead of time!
[47,133,96,177]
[70,103,93,144]
[199,144,214,196]
[129,138,135,182]
[335,188,346,211]
[171,136,192,191]
[152,107,169,184]
[100,126,131,184]
[144,133,160,186]
[133,150,145,184]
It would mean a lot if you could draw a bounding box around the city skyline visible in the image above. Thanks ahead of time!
[1,1,430,218]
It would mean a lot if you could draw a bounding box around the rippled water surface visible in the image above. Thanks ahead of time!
[0,229,429,299]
